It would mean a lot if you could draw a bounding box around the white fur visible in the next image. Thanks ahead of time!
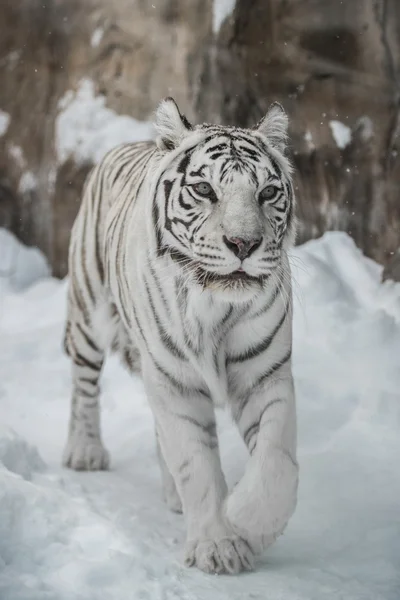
[256,103,289,153]
[63,103,298,574]
[154,97,191,150]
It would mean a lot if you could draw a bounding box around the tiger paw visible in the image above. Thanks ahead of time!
[224,451,298,553]
[184,535,254,574]
[63,437,110,471]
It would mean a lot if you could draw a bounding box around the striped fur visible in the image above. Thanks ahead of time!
[63,98,298,574]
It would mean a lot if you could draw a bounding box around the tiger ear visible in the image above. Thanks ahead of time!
[254,102,289,153]
[154,97,193,151]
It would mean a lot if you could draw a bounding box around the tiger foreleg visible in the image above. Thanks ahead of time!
[156,428,183,513]
[226,373,298,553]
[144,360,254,574]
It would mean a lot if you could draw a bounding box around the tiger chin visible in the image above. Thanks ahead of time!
[63,96,299,575]
[195,268,270,303]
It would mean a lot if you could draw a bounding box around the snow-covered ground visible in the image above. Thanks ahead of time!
[0,229,400,600]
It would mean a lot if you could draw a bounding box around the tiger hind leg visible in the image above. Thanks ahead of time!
[63,316,110,471]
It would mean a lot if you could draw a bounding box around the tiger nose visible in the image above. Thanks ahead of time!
[223,236,263,260]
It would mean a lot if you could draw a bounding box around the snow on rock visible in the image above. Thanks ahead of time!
[304,130,315,150]
[0,229,50,294]
[213,0,236,34]
[18,170,37,194]
[91,27,104,47]
[55,79,156,166]
[7,143,25,168]
[0,109,10,137]
[0,230,400,599]
[329,119,352,149]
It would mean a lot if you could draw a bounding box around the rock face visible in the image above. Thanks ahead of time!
[0,0,399,277]
[0,0,212,276]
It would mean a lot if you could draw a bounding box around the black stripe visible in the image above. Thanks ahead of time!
[234,348,291,421]
[177,149,193,178]
[242,398,283,447]
[119,150,155,195]
[144,279,187,361]
[70,279,89,323]
[175,276,189,315]
[178,189,194,210]
[152,199,164,256]
[152,357,209,399]
[149,262,170,317]
[254,347,292,389]
[73,348,103,372]
[268,154,283,178]
[189,165,207,178]
[212,304,234,374]
[93,174,105,284]
[248,279,281,321]
[227,303,288,364]
[195,251,223,261]
[76,322,101,354]
[131,302,148,349]
[175,414,217,438]
[79,210,96,305]
[206,143,229,153]
[79,375,98,386]
[76,385,98,399]
[114,242,132,331]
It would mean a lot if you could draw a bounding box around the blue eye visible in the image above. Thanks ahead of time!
[260,185,278,202]
[192,182,214,197]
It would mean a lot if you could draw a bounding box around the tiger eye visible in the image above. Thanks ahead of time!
[260,185,277,202]
[193,182,213,196]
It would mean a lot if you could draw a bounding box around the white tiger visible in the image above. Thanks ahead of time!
[63,97,298,575]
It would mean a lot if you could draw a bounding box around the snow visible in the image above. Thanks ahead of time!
[304,130,315,150]
[55,79,156,166]
[0,426,45,480]
[213,0,236,34]
[1,229,400,599]
[0,229,50,294]
[304,131,313,143]
[329,119,352,149]
[0,109,10,137]
[18,171,37,194]
[91,27,104,48]
[8,143,25,168]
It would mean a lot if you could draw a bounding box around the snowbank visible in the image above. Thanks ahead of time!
[329,119,352,149]
[0,228,399,599]
[55,79,156,166]
[0,229,50,293]
[0,426,45,480]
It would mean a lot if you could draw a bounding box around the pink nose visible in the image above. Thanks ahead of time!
[223,236,262,260]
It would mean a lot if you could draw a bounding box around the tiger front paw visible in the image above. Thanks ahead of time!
[184,535,254,575]
[225,450,298,553]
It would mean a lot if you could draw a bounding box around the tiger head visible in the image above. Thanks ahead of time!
[152,97,296,302]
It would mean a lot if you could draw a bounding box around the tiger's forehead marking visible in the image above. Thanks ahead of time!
[185,132,281,187]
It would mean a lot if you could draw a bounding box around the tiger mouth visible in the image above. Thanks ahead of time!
[194,266,266,287]
[167,248,267,287]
